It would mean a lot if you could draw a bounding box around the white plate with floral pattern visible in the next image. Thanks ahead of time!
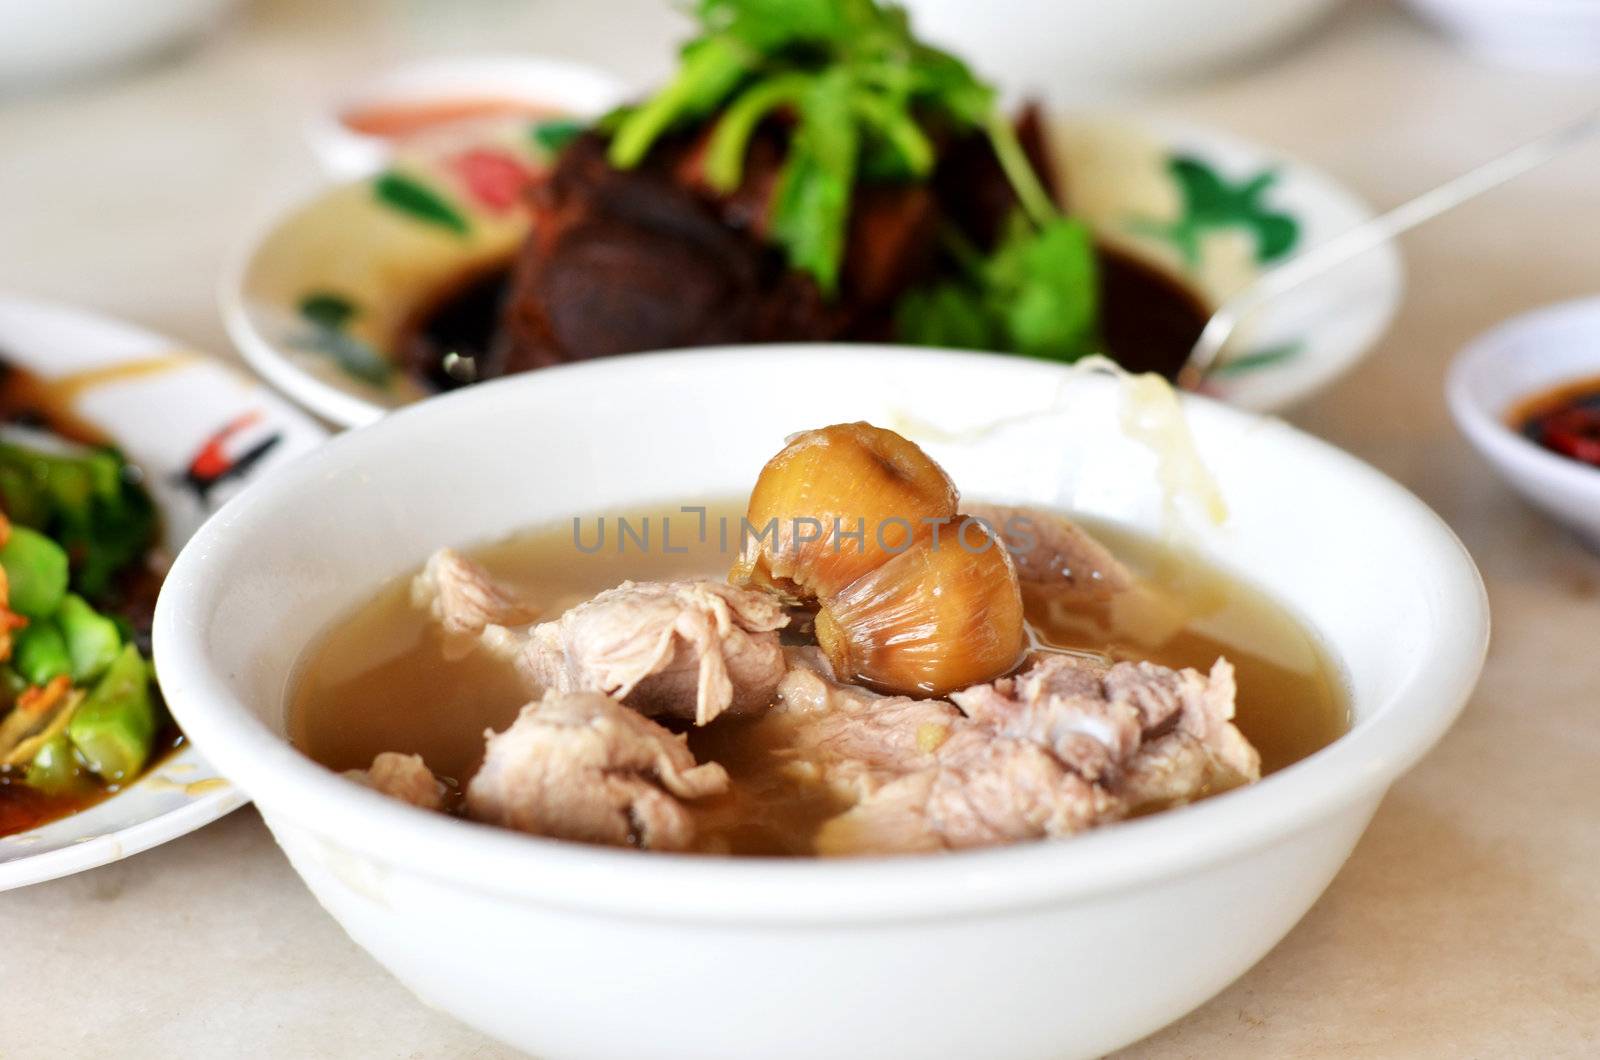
[0,293,326,890]
[223,115,1403,426]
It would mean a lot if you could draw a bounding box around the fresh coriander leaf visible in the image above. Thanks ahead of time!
[996,216,1098,360]
[850,92,935,179]
[530,118,585,154]
[907,45,994,126]
[896,282,996,350]
[984,111,1056,227]
[609,34,755,168]
[609,0,1062,306]
[770,68,858,294]
[700,0,849,49]
[895,213,1100,362]
[704,72,811,192]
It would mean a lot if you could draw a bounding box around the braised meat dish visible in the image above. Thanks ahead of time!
[399,0,1211,393]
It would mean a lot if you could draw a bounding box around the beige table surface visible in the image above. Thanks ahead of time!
[3,0,1598,1056]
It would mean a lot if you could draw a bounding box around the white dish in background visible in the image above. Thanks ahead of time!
[227,115,1402,427]
[0,294,326,891]
[308,55,628,181]
[155,347,1486,1060]
[902,0,1343,99]
[0,0,238,93]
[1401,0,1600,72]
[1448,296,1600,549]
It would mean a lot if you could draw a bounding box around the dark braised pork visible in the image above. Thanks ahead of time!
[490,110,1053,372]
[496,132,848,370]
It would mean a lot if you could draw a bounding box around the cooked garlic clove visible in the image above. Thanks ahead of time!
[731,422,959,601]
[815,517,1026,696]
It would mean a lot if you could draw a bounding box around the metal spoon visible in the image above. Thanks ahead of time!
[1176,106,1600,392]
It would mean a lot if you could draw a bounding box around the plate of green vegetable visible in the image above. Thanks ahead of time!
[0,293,326,890]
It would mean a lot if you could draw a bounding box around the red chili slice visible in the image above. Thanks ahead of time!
[1536,406,1600,467]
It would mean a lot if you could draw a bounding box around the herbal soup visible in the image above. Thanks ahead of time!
[292,430,1346,858]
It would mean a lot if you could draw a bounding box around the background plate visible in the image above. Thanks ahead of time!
[224,114,1403,425]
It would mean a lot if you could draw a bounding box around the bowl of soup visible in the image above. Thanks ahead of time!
[153,347,1487,1060]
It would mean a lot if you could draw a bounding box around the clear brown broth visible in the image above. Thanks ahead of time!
[289,501,1348,855]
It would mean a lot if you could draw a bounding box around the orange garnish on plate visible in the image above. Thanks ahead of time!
[17,675,71,716]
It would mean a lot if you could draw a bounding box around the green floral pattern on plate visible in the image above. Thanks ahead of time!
[294,292,392,386]
[1128,154,1306,378]
[1142,155,1300,267]
[372,172,471,235]
[1209,341,1304,378]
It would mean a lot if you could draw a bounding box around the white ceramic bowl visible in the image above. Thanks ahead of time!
[902,0,1343,99]
[0,0,238,93]
[307,55,627,181]
[1402,0,1600,72]
[154,348,1486,1060]
[1448,296,1600,549]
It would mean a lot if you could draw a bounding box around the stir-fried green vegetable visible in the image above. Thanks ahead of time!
[27,732,87,795]
[58,592,123,683]
[0,437,157,599]
[0,434,162,804]
[13,619,71,686]
[0,525,69,618]
[66,643,157,784]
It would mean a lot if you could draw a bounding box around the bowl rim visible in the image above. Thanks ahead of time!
[1446,295,1600,501]
[153,346,1488,924]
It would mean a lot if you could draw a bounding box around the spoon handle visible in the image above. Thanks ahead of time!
[1178,106,1600,391]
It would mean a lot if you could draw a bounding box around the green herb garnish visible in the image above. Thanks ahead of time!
[606,0,1038,295]
[530,118,586,154]
[897,214,1100,362]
